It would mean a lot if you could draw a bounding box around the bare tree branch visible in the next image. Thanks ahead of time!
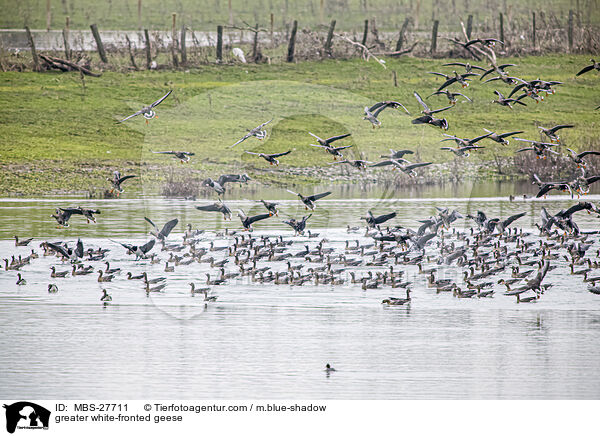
[334,33,387,69]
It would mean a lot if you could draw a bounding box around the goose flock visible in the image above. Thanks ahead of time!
[4,42,600,306]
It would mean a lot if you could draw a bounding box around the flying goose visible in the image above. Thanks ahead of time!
[237,209,271,231]
[230,119,272,148]
[329,159,372,170]
[413,91,452,116]
[428,90,472,105]
[244,150,291,166]
[151,150,195,163]
[566,148,600,168]
[429,71,479,91]
[482,128,523,145]
[118,90,172,123]
[363,101,410,128]
[286,190,331,210]
[492,90,527,108]
[370,160,432,177]
[537,125,574,143]
[144,217,178,241]
[195,201,232,220]
[440,145,484,157]
[51,207,83,227]
[107,171,136,196]
[411,115,449,130]
[575,59,600,76]
[282,214,312,235]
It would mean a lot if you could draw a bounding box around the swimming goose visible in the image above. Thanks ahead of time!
[118,90,172,123]
[47,284,58,293]
[72,264,93,276]
[127,272,145,280]
[143,272,166,284]
[164,262,174,272]
[100,289,112,302]
[14,236,33,246]
[97,270,114,282]
[50,266,69,278]
[145,282,167,293]
[363,101,410,128]
[382,288,411,305]
[230,119,272,148]
[205,273,225,286]
[16,273,26,286]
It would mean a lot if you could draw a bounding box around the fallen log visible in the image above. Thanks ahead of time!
[40,54,102,77]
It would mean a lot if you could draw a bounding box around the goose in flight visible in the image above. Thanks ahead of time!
[429,71,479,91]
[308,132,351,147]
[361,210,397,228]
[51,207,83,227]
[286,190,331,210]
[244,150,291,166]
[441,132,491,148]
[464,37,503,48]
[46,239,84,262]
[492,90,527,108]
[329,159,372,170]
[144,217,178,240]
[107,171,136,196]
[370,160,432,177]
[202,178,225,196]
[151,150,195,163]
[442,62,486,73]
[309,143,353,160]
[538,125,574,143]
[380,149,414,160]
[363,101,410,128]
[77,207,100,223]
[575,59,600,76]
[566,148,600,168]
[282,214,312,235]
[258,199,279,216]
[514,138,559,159]
[428,90,472,105]
[413,91,452,116]
[113,239,156,260]
[237,209,271,231]
[482,128,523,145]
[411,115,449,130]
[440,145,484,157]
[479,63,516,81]
[118,90,172,123]
[230,119,272,148]
[195,201,232,220]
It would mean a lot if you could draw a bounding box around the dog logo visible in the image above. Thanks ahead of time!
[3,402,50,434]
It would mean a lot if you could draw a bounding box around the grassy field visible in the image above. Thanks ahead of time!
[0,54,599,196]
[2,0,596,32]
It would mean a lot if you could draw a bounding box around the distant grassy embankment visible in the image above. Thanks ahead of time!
[0,55,598,196]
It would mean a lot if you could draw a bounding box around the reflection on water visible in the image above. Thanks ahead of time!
[1,183,600,399]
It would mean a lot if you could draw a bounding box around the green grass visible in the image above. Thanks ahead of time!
[0,54,599,196]
[1,0,596,32]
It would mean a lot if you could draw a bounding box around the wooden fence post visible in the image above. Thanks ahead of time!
[361,19,369,45]
[125,35,139,70]
[252,23,259,61]
[499,12,504,44]
[216,25,223,62]
[25,26,40,71]
[568,9,574,52]
[137,0,142,30]
[287,19,298,62]
[392,70,398,87]
[532,12,536,49]
[270,13,274,47]
[180,25,187,65]
[90,24,108,63]
[396,17,410,51]
[171,13,179,67]
[46,0,51,31]
[324,19,336,56]
[430,20,439,55]
[320,0,324,23]
[62,16,70,60]
[144,28,151,69]
[466,15,473,39]
[228,0,233,25]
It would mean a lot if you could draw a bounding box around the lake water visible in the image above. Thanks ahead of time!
[1,184,600,399]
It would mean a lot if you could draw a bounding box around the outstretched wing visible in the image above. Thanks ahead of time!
[437,77,457,92]
[144,216,159,232]
[150,90,172,108]
[502,212,527,227]
[140,239,156,254]
[117,174,136,184]
[244,151,261,156]
[307,191,332,202]
[270,150,292,158]
[371,101,410,117]
[325,133,351,144]
[332,145,353,152]
[470,133,492,144]
[498,130,524,139]
[404,162,432,171]
[585,176,600,185]
[118,110,144,123]
[151,150,175,155]
[159,218,179,237]
[370,160,396,167]
[247,213,272,225]
[196,203,221,212]
[46,242,70,258]
[576,64,594,76]
[413,91,429,111]
[578,151,600,158]
[429,105,453,114]
[230,133,252,148]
